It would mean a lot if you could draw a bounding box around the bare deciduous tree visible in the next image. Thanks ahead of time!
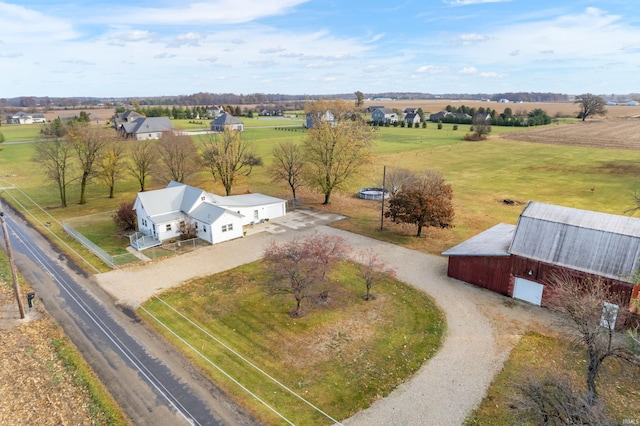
[127,139,157,192]
[34,139,75,207]
[262,233,349,317]
[303,99,376,205]
[67,123,109,204]
[546,271,640,404]
[156,131,200,184]
[200,129,262,196]
[385,167,414,199]
[98,139,125,198]
[353,249,396,301]
[510,371,611,425]
[269,141,304,207]
[575,93,607,121]
[385,170,454,237]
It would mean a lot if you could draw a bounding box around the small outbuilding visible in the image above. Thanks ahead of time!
[443,201,640,313]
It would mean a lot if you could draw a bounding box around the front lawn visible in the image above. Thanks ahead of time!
[140,260,445,425]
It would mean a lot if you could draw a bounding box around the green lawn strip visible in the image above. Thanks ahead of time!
[140,261,445,425]
[51,336,130,425]
[0,123,45,141]
[465,332,640,425]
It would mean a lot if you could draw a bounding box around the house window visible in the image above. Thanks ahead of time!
[201,196,205,201]
[228,223,233,231]
[195,223,198,230]
[203,225,207,232]
[166,224,172,231]
[222,225,227,232]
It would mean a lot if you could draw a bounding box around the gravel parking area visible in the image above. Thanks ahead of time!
[95,208,558,426]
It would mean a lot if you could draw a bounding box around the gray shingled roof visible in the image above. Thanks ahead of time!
[442,223,515,257]
[122,116,174,134]
[212,113,242,126]
[509,201,640,283]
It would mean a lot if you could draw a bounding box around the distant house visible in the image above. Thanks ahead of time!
[366,105,385,113]
[403,108,418,115]
[429,111,471,122]
[210,113,244,132]
[305,110,336,128]
[371,107,398,124]
[259,109,283,116]
[113,110,144,130]
[120,117,174,140]
[404,112,421,125]
[474,112,491,122]
[443,201,640,319]
[625,100,639,106]
[6,111,46,124]
[131,182,286,249]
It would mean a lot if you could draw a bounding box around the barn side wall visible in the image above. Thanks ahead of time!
[510,255,633,307]
[446,256,512,295]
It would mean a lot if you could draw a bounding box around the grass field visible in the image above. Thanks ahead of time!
[466,333,640,425]
[3,113,640,260]
[140,260,445,425]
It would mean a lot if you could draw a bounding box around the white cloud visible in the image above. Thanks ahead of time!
[444,0,510,5]
[0,2,77,42]
[459,67,478,74]
[453,33,489,46]
[416,65,448,74]
[111,0,311,25]
[167,32,205,48]
[260,47,286,54]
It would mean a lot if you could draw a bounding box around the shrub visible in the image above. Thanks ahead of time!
[112,200,137,232]
[453,124,458,131]
[422,121,427,128]
[437,123,443,130]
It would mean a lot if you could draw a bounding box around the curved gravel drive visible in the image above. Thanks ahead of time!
[96,210,551,426]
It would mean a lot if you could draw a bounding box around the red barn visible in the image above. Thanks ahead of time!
[443,202,640,313]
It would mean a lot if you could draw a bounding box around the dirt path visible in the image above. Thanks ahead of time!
[96,211,559,425]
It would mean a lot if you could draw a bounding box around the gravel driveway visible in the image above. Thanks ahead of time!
[95,209,558,426]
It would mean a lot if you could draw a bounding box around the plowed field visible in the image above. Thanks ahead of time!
[499,119,640,150]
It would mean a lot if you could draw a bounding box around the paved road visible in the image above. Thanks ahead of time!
[1,204,259,426]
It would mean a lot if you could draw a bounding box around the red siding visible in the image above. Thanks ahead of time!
[510,255,633,307]
[447,256,512,295]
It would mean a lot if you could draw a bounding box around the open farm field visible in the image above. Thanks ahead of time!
[3,116,640,260]
[499,118,640,150]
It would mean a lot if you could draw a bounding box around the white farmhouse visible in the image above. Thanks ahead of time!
[131,182,286,250]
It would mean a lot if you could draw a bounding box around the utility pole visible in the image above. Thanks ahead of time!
[380,165,386,231]
[0,201,25,319]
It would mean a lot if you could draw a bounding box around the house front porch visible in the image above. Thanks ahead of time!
[130,231,161,251]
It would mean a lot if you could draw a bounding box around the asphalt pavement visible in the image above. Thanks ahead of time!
[1,204,259,426]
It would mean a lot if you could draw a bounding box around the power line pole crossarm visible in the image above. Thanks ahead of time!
[0,201,26,319]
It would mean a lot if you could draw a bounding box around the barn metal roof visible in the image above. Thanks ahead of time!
[508,201,640,283]
[442,223,515,257]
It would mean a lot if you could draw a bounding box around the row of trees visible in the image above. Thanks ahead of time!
[36,121,264,208]
[270,99,377,205]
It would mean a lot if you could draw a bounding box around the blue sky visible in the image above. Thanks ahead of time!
[1,0,639,98]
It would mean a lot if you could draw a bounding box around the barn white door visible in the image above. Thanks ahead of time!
[513,278,544,306]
